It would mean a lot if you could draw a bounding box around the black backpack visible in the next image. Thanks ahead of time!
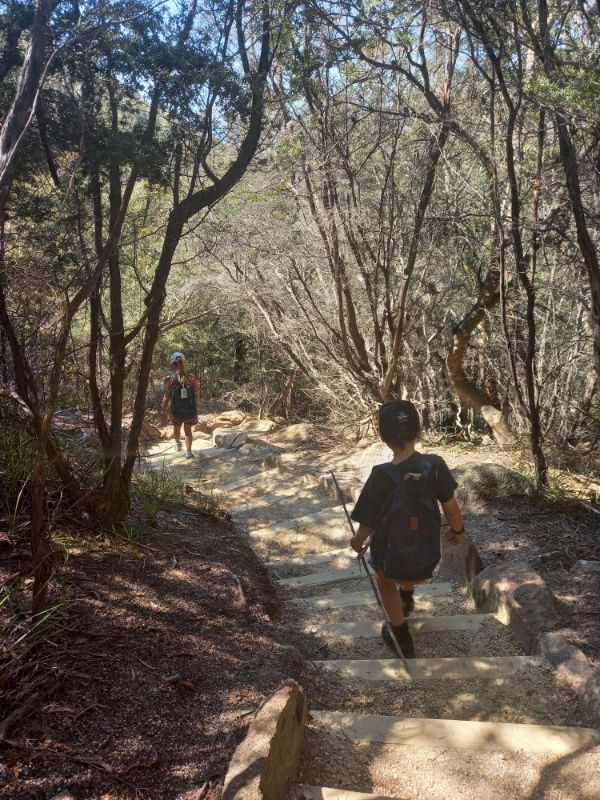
[370,457,441,581]
[171,379,197,421]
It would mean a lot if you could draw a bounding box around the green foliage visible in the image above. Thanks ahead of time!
[586,396,600,438]
[0,410,34,533]
[131,462,187,525]
[0,588,69,667]
[194,489,228,521]
[514,457,594,513]
[527,64,600,119]
[132,462,186,502]
[1,583,72,710]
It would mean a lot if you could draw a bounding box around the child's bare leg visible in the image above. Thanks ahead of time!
[397,580,422,616]
[376,571,405,626]
[399,580,420,592]
[376,571,417,657]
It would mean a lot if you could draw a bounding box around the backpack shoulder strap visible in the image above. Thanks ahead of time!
[419,455,433,481]
[374,462,404,486]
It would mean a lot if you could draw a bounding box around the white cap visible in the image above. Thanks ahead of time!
[169,351,185,364]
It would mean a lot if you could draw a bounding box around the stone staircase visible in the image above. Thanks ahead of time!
[145,433,600,800]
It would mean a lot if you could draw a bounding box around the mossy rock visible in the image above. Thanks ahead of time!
[452,463,530,504]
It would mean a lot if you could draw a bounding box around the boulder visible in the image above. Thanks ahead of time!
[583,666,600,727]
[471,562,558,652]
[533,632,592,692]
[318,473,363,503]
[213,428,249,449]
[214,409,246,428]
[222,681,307,800]
[438,531,483,583]
[139,421,163,443]
[570,559,600,577]
[194,412,246,433]
[240,418,277,433]
[193,416,213,433]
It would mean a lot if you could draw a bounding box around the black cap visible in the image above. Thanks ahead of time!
[378,400,420,442]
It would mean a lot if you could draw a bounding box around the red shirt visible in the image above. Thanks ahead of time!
[163,372,199,394]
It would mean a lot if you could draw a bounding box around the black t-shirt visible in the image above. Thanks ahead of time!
[351,452,457,530]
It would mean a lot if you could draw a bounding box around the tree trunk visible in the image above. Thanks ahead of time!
[554,114,600,384]
[0,0,57,215]
[446,325,515,446]
[95,2,273,520]
[380,124,450,400]
[535,0,600,383]
[30,440,52,616]
[269,368,298,417]
[446,264,515,447]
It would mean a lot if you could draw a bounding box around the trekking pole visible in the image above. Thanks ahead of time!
[329,471,405,660]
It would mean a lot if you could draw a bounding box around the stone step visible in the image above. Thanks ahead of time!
[229,486,308,514]
[293,786,396,800]
[312,710,600,755]
[288,583,453,610]
[248,506,347,534]
[305,614,494,638]
[308,655,543,682]
[278,564,363,587]
[219,468,280,492]
[266,547,352,569]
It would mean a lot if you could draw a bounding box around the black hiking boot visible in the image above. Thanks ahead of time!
[381,621,416,659]
[399,588,415,617]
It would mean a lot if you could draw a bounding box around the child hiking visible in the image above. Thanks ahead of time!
[350,400,464,659]
[162,352,202,458]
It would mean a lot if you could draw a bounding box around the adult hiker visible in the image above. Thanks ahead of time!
[162,351,201,458]
[349,399,464,658]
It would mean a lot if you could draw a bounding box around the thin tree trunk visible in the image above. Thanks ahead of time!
[535,0,600,382]
[381,124,450,400]
[0,0,57,214]
[447,332,515,446]
[269,368,298,418]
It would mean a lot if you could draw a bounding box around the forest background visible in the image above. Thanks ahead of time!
[1,0,599,618]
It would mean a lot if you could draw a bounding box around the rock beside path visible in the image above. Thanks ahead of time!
[534,631,592,692]
[583,666,600,726]
[223,681,307,800]
[195,410,247,433]
[471,562,558,652]
[213,429,250,449]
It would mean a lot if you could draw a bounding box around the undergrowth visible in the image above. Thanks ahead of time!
[514,457,600,518]
[0,416,35,534]
[0,577,74,733]
[131,463,186,526]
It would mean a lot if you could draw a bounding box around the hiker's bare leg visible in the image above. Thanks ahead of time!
[183,421,193,452]
[375,571,405,626]
[173,422,181,442]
